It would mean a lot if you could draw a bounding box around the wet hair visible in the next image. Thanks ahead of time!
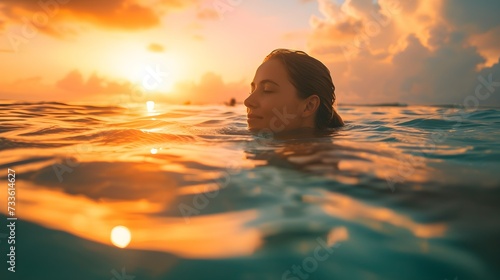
[263,49,344,129]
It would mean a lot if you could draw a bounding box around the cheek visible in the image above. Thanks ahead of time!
[258,93,301,125]
[263,104,301,131]
[261,96,286,113]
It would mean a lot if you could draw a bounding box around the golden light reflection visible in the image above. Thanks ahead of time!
[3,180,261,258]
[111,226,131,248]
[280,140,432,185]
[326,226,349,246]
[314,191,447,238]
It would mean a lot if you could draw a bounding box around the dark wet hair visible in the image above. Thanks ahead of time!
[264,49,344,129]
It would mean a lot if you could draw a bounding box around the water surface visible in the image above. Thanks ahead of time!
[0,101,499,280]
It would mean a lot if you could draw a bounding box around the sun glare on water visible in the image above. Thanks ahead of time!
[111,226,131,248]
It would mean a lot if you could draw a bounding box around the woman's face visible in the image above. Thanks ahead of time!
[244,59,312,133]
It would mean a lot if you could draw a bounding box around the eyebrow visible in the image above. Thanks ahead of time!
[250,79,280,87]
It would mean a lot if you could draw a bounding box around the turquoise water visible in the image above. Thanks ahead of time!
[0,101,499,280]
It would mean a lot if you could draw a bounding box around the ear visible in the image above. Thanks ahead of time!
[301,95,320,117]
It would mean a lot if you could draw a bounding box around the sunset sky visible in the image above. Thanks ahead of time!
[1,0,500,105]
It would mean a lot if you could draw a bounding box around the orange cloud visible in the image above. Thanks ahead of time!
[305,0,500,105]
[173,72,247,105]
[0,70,249,105]
[308,0,406,60]
[56,70,131,99]
[0,0,198,37]
[469,26,500,67]
[196,8,219,21]
[0,75,61,101]
[148,43,165,52]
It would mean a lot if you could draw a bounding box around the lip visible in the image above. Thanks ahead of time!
[247,114,263,119]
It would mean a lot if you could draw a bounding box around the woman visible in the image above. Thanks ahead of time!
[244,49,344,136]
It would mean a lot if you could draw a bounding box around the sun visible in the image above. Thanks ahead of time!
[103,43,182,93]
[110,225,132,248]
[146,101,155,112]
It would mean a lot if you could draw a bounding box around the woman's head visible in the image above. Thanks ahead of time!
[244,49,343,133]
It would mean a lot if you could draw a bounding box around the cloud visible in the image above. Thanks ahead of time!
[148,43,165,52]
[56,70,131,99]
[0,70,248,105]
[173,72,247,104]
[0,72,132,101]
[12,76,44,85]
[0,75,61,100]
[196,7,219,20]
[192,34,204,41]
[443,0,500,33]
[0,0,198,37]
[305,0,500,105]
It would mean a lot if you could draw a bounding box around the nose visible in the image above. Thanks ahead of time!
[244,92,257,109]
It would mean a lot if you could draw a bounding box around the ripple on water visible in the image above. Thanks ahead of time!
[0,102,499,279]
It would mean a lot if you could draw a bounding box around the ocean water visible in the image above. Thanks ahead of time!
[0,101,499,280]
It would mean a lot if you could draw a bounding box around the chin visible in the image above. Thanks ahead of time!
[247,123,270,133]
[247,125,260,132]
[247,119,263,131]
